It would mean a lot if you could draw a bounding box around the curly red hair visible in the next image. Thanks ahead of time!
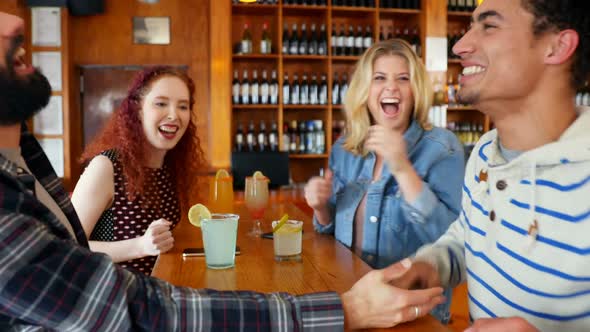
[81,66,206,213]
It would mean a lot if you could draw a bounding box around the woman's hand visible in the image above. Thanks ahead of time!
[139,218,174,256]
[304,170,334,225]
[365,125,412,176]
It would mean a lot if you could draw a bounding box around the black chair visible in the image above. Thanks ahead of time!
[231,151,290,190]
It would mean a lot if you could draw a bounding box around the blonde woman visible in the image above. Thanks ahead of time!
[304,39,464,323]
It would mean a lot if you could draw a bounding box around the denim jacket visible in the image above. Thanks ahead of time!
[313,120,465,322]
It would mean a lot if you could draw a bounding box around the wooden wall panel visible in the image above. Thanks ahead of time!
[68,0,211,185]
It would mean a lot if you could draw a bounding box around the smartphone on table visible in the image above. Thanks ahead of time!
[182,247,241,257]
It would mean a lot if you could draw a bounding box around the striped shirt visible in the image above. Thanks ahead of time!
[0,125,344,331]
[415,108,590,331]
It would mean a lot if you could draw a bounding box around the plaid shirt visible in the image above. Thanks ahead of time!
[0,125,344,331]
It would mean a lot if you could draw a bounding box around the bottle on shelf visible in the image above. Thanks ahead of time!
[298,23,308,55]
[337,24,346,56]
[308,23,318,56]
[232,70,240,104]
[241,69,250,104]
[345,25,354,56]
[260,70,269,104]
[257,120,268,152]
[270,70,279,105]
[319,73,328,105]
[289,120,299,153]
[318,23,327,55]
[331,24,337,55]
[332,72,340,105]
[241,22,252,54]
[446,76,457,107]
[305,121,315,154]
[283,72,291,104]
[289,23,299,55]
[246,120,256,152]
[315,120,325,153]
[298,121,307,153]
[354,25,364,56]
[448,0,457,11]
[260,22,272,54]
[269,121,279,152]
[309,73,319,105]
[235,122,245,152]
[300,73,309,105]
[282,122,290,152]
[363,25,373,53]
[379,26,385,41]
[291,73,300,105]
[411,26,421,57]
[251,69,260,104]
[386,26,394,40]
[339,73,349,105]
[282,23,290,54]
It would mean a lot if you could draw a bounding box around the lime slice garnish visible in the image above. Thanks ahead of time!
[215,169,230,180]
[188,203,211,228]
[253,170,265,179]
[272,214,290,233]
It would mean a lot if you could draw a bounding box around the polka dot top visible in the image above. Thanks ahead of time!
[89,149,180,275]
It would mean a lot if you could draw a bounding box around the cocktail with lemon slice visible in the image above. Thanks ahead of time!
[188,203,239,269]
[272,220,303,261]
[245,171,269,237]
[208,169,234,213]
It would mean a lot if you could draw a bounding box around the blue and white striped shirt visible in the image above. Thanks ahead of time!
[415,108,590,331]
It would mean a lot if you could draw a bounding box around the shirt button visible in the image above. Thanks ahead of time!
[490,210,496,222]
[496,180,507,191]
[369,216,378,223]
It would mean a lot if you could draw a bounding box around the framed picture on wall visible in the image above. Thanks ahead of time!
[132,17,170,45]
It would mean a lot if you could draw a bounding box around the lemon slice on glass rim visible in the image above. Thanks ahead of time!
[253,170,267,180]
[215,169,230,180]
[188,203,211,228]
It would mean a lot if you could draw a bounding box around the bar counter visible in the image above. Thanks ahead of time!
[152,200,451,332]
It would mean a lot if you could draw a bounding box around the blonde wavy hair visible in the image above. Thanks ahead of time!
[342,39,433,156]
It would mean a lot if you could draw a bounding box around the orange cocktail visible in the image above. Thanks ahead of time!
[208,170,234,213]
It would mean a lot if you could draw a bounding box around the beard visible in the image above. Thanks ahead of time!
[0,45,52,126]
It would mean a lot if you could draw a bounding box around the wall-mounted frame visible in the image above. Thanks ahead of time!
[132,16,170,45]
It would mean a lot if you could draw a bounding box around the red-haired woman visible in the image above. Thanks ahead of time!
[71,66,206,275]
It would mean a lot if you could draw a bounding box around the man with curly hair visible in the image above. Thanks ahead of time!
[390,0,590,331]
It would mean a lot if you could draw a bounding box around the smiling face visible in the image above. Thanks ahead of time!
[140,76,191,154]
[0,11,51,125]
[366,54,414,133]
[452,0,549,107]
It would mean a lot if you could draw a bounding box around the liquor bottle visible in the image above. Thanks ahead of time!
[386,26,394,40]
[319,73,328,105]
[332,72,340,105]
[289,120,299,153]
[354,25,363,56]
[318,23,327,55]
[448,0,457,11]
[298,23,308,55]
[309,73,319,105]
[298,121,307,153]
[411,26,421,57]
[282,122,290,152]
[308,23,318,55]
[457,0,466,11]
[270,70,279,104]
[306,121,316,154]
[235,122,244,152]
[446,76,456,106]
[363,25,372,53]
[291,73,300,105]
[241,69,250,104]
[260,22,271,54]
[346,25,355,56]
[331,24,338,55]
[382,0,393,8]
[246,120,256,152]
[337,24,346,56]
[402,26,411,44]
[315,120,325,153]
[289,23,299,55]
[232,70,240,104]
[241,23,252,54]
[339,73,348,104]
[379,26,385,41]
[366,0,375,7]
[283,72,290,104]
[257,121,268,152]
[260,70,269,104]
[282,23,290,54]
[268,122,279,152]
[333,0,342,6]
[251,69,259,104]
[300,73,309,105]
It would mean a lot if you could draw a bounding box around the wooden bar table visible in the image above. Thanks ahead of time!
[152,201,451,332]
